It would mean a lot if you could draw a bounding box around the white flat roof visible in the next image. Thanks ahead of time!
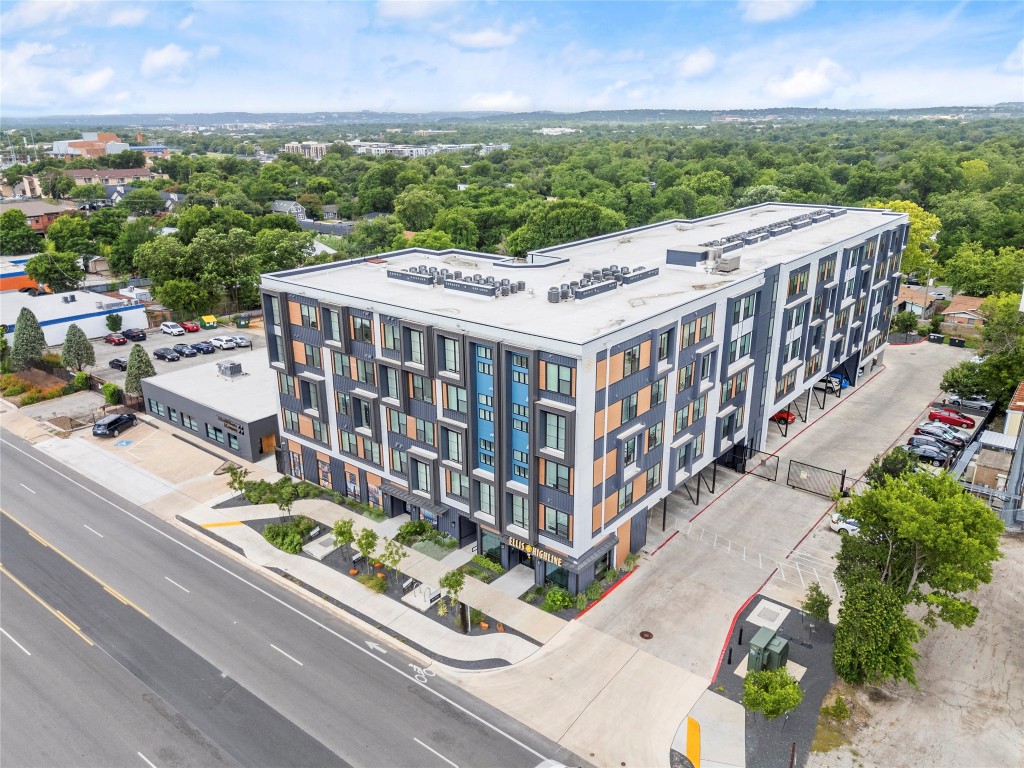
[144,350,279,424]
[264,203,906,346]
[0,289,132,324]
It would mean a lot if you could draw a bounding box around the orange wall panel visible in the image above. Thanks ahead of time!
[639,340,652,370]
[607,351,625,386]
[298,415,314,438]
[291,339,306,365]
[288,301,302,325]
[595,357,607,392]
[615,519,632,566]
[637,386,651,416]
[593,447,617,485]
[592,502,604,534]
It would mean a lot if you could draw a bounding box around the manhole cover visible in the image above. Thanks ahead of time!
[757,607,780,622]
[639,631,653,640]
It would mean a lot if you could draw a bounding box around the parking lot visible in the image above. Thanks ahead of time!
[68,322,267,386]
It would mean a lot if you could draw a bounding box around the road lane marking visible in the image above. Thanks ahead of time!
[0,564,93,646]
[137,752,158,768]
[413,738,459,768]
[0,437,548,763]
[164,577,190,593]
[270,643,304,666]
[83,524,104,538]
[0,627,31,656]
[18,483,35,494]
[201,521,242,528]
[1,509,149,618]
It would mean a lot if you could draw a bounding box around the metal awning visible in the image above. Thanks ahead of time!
[979,430,1016,451]
[380,481,449,515]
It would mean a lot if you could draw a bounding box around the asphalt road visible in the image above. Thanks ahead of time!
[0,429,577,768]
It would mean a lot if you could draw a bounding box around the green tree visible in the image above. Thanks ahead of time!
[506,199,626,256]
[87,206,129,246]
[942,292,1024,408]
[868,200,940,278]
[332,518,356,562]
[394,187,445,231]
[891,310,919,335]
[24,251,84,293]
[379,537,408,584]
[119,188,165,215]
[393,229,453,251]
[864,447,919,487]
[433,208,479,249]
[134,236,191,285]
[156,279,220,317]
[60,323,95,371]
[355,527,379,574]
[252,229,314,272]
[42,173,75,200]
[45,214,91,256]
[109,219,156,274]
[833,573,921,686]
[944,243,1024,297]
[175,205,212,244]
[296,193,323,220]
[106,313,123,332]
[74,183,107,205]
[801,582,833,624]
[10,307,45,371]
[0,209,40,255]
[742,668,804,720]
[123,343,156,396]
[439,569,468,633]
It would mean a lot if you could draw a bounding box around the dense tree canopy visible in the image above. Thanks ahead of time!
[0,209,38,255]
[24,251,84,293]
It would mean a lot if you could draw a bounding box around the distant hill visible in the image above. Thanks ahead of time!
[2,104,1021,130]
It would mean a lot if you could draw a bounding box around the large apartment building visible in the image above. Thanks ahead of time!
[260,203,908,594]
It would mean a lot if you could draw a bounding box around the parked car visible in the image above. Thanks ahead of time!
[928,408,976,429]
[210,336,237,349]
[227,335,252,348]
[180,320,200,333]
[109,358,128,371]
[160,321,185,336]
[907,435,956,456]
[907,443,951,467]
[829,513,860,535]
[190,340,216,354]
[814,376,841,394]
[827,373,851,389]
[153,347,180,361]
[771,410,796,424]
[92,412,137,437]
[103,333,127,345]
[122,328,147,341]
[172,343,198,358]
[948,394,995,412]
[915,423,966,449]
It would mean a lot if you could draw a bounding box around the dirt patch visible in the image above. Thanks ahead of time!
[15,369,65,390]
[806,535,1024,768]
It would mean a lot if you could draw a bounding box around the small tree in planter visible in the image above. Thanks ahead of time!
[225,465,250,498]
[801,582,833,626]
[10,307,45,372]
[742,668,803,722]
[380,536,408,584]
[332,518,356,564]
[439,569,468,634]
[60,323,95,372]
[355,527,379,574]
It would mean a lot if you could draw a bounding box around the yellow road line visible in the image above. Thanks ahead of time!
[1,508,149,618]
[686,716,701,768]
[201,520,243,528]
[0,563,94,646]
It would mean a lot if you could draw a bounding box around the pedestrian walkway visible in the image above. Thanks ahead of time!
[491,564,536,597]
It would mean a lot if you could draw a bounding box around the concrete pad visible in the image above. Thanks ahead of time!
[747,599,790,632]
[490,564,536,597]
[302,533,337,561]
[732,654,806,683]
[675,690,746,768]
[439,547,473,568]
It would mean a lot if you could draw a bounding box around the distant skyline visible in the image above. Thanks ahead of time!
[1,1,1022,118]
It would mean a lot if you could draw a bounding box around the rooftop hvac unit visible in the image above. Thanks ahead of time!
[217,360,243,378]
[717,254,741,273]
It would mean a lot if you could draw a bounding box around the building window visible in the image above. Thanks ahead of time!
[387,409,404,434]
[543,412,567,452]
[651,378,666,406]
[445,384,467,413]
[280,373,297,397]
[677,362,694,391]
[721,370,748,401]
[512,417,529,433]
[776,370,798,398]
[783,338,801,363]
[617,484,634,512]
[332,352,351,378]
[700,353,714,381]
[168,407,177,423]
[788,303,806,331]
[228,433,239,450]
[323,308,340,340]
[448,471,468,498]
[477,361,493,375]
[301,381,320,413]
[621,392,638,422]
[414,418,434,445]
[303,343,322,369]
[512,368,529,384]
[693,433,705,459]
[441,337,461,373]
[382,367,400,399]
[647,422,663,451]
[543,506,569,538]
[543,461,570,493]
[444,429,462,463]
[646,463,662,493]
[623,344,641,376]
[623,435,637,465]
[381,323,399,351]
[182,414,198,431]
[360,437,381,465]
[787,269,809,297]
[354,359,374,385]
[412,460,431,494]
[391,448,408,474]
[513,463,529,479]
[268,296,282,326]
[508,495,529,528]
[283,410,299,432]
[312,420,328,444]
[289,452,303,479]
[352,316,372,344]
[300,304,318,329]
[478,407,493,422]
[410,374,433,403]
[728,332,752,364]
[544,362,573,396]
[408,329,424,365]
[206,424,225,444]
[477,481,495,516]
[479,451,494,467]
[681,311,714,348]
[147,398,165,416]
[732,294,756,324]
[657,330,672,362]
[339,430,357,454]
[675,393,708,432]
[271,335,285,365]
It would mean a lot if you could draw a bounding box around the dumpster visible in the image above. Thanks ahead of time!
[948,337,966,348]
[928,333,944,344]
[235,316,250,329]
[200,315,218,330]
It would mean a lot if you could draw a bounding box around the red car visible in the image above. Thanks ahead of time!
[928,409,976,429]
[180,320,200,332]
[103,333,127,345]
[772,410,796,424]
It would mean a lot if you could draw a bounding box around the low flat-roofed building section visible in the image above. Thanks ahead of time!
[1,289,147,346]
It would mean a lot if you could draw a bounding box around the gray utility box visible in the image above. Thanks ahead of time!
[748,627,791,672]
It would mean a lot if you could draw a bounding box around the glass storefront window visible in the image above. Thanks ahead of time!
[544,561,569,589]
[481,532,502,566]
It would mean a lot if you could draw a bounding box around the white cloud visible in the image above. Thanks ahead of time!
[377,1,455,21]
[108,7,147,26]
[1,1,79,31]
[677,47,717,78]
[197,45,221,61]
[764,57,851,101]
[461,90,531,111]
[0,42,56,104]
[739,1,814,23]
[178,14,196,30]
[68,66,115,95]
[141,43,191,77]
[450,26,521,49]
[1003,39,1024,73]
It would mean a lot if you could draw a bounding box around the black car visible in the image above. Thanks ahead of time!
[172,343,198,358]
[109,358,128,371]
[190,341,215,354]
[92,412,137,437]
[907,443,950,467]
[153,347,180,361]
[122,328,147,341]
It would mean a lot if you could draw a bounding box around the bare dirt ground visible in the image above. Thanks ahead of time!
[806,535,1024,768]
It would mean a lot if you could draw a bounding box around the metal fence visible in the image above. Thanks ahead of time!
[723,444,779,482]
[786,459,847,498]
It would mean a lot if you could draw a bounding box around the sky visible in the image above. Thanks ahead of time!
[1,0,1022,117]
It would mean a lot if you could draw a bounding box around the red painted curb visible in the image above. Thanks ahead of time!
[574,565,639,620]
[711,568,778,684]
[650,529,679,556]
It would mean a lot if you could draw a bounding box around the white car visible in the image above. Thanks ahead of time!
[829,513,860,535]
[948,394,995,412]
[160,321,185,336]
[210,336,237,349]
[228,335,252,348]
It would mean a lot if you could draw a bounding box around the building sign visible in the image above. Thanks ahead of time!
[507,536,564,567]
[217,415,245,434]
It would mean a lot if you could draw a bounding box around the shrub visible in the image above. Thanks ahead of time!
[20,384,64,405]
[542,586,573,613]
[575,593,588,611]
[262,515,317,554]
[585,581,604,601]
[624,552,640,570]
[0,375,28,397]
[41,352,62,366]
[821,696,851,722]
[101,382,121,405]
[106,313,123,332]
[357,573,388,593]
[70,371,89,392]
[523,591,537,604]
[601,567,618,585]
[471,554,505,574]
[470,608,484,625]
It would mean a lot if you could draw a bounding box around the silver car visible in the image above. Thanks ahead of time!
[228,335,252,348]
[949,394,995,412]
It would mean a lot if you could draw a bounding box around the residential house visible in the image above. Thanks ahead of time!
[271,200,307,219]
[0,200,68,233]
[895,284,936,318]
[65,168,155,186]
[942,295,986,326]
